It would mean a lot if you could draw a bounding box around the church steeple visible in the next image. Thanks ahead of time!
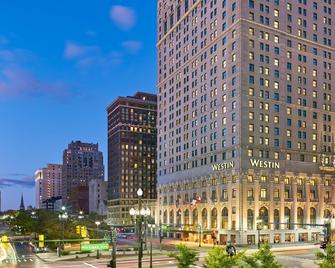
[19,193,25,211]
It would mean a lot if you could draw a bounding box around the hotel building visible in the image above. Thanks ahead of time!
[156,0,335,245]
[107,92,157,225]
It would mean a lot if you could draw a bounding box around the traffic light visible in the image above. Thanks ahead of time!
[76,225,81,235]
[38,234,44,248]
[81,226,87,238]
[1,236,8,249]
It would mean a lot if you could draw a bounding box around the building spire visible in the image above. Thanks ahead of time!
[20,193,25,211]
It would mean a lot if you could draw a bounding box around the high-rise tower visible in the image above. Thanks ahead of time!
[62,141,104,213]
[157,0,335,245]
[107,92,157,225]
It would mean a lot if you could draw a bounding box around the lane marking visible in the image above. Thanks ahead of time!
[84,262,98,268]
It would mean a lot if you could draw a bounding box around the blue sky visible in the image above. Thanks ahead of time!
[0,0,157,210]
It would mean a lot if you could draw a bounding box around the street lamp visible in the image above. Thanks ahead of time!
[147,223,156,268]
[129,188,151,268]
[95,221,101,259]
[58,207,68,256]
[198,224,202,247]
[256,218,263,249]
[78,210,84,220]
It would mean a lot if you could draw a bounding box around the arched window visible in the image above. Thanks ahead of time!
[247,209,254,230]
[211,208,217,228]
[259,207,269,228]
[285,207,291,229]
[274,209,280,230]
[222,207,228,229]
[297,207,304,228]
[202,208,208,228]
[184,209,190,225]
[324,209,331,218]
[310,207,316,225]
[163,210,167,224]
[176,209,182,226]
[169,210,174,225]
[193,209,198,226]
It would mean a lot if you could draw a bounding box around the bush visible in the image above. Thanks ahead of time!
[316,243,335,268]
[168,244,199,268]
[204,246,245,268]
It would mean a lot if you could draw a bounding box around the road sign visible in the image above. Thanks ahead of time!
[80,243,109,251]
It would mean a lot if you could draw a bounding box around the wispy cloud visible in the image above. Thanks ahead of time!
[64,41,99,60]
[122,40,142,54]
[0,176,34,188]
[64,41,123,69]
[0,68,73,98]
[110,5,136,30]
[0,46,74,99]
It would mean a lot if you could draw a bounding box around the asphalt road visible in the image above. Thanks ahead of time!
[274,249,318,268]
[0,242,177,268]
[1,242,322,268]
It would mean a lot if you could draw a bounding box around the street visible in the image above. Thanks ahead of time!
[0,242,177,268]
[0,240,323,268]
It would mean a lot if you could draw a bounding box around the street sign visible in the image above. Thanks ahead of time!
[80,243,109,251]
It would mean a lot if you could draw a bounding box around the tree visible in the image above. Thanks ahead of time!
[204,246,246,268]
[168,244,199,268]
[252,243,281,268]
[316,243,335,268]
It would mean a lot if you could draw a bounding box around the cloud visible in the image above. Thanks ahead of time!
[122,40,142,54]
[64,41,123,69]
[0,176,34,188]
[0,67,73,98]
[0,46,74,98]
[110,5,136,30]
[64,42,100,59]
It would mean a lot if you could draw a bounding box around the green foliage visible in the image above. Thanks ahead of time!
[316,243,335,268]
[251,243,281,268]
[204,243,281,268]
[204,246,246,268]
[168,244,199,268]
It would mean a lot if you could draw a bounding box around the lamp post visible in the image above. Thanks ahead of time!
[147,223,156,268]
[198,224,202,247]
[256,218,263,249]
[58,206,68,256]
[78,210,84,220]
[129,188,151,268]
[95,221,101,259]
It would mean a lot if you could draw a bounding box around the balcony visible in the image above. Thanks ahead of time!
[247,196,254,201]
[220,197,228,202]
[285,198,294,202]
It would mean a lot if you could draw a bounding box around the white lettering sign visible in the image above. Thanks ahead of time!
[249,159,280,169]
[211,161,235,171]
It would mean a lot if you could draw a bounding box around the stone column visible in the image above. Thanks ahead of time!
[269,179,274,230]
[318,180,324,224]
[280,180,285,230]
[305,182,311,225]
